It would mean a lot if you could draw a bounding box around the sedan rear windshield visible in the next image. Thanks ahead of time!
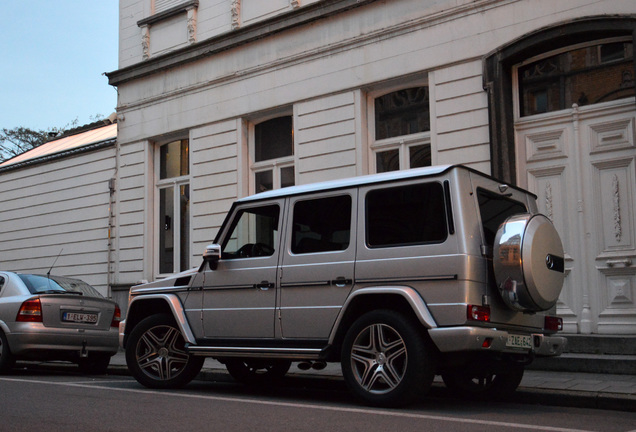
[18,274,103,298]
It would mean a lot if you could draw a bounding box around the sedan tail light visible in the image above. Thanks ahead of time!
[17,298,43,322]
[111,305,122,328]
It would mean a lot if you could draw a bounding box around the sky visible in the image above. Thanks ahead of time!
[1,1,119,132]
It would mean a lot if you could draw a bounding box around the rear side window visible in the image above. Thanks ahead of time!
[366,182,447,248]
[292,195,352,254]
[477,189,527,247]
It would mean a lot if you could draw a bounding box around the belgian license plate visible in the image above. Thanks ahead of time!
[63,312,98,324]
[506,334,532,349]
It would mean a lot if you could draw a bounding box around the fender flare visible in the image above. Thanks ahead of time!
[0,320,10,336]
[328,286,438,344]
[126,294,196,345]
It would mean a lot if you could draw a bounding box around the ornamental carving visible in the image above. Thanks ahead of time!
[612,174,622,242]
[545,182,553,222]
[231,0,241,29]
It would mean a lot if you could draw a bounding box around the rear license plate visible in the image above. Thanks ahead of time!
[63,312,98,324]
[506,334,532,349]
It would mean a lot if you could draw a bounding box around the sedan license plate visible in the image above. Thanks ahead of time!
[506,334,532,349]
[63,312,98,324]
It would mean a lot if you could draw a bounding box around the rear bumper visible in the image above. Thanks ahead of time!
[6,322,119,357]
[428,326,566,357]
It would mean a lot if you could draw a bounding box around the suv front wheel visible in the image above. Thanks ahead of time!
[126,313,204,389]
[341,310,435,407]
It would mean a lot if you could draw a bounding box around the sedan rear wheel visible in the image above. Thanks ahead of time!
[0,331,16,374]
[126,314,204,389]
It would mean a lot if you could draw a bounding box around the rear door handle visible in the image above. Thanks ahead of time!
[331,277,352,287]
[255,281,274,290]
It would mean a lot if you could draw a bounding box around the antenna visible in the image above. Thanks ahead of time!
[47,249,63,278]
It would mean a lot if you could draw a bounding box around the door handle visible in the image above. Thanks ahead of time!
[331,277,352,287]
[255,281,274,290]
[607,258,632,268]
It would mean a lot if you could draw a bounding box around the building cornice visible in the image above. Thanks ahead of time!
[106,0,378,86]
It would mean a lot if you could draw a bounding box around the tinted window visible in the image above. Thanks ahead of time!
[366,182,447,247]
[477,189,527,247]
[17,274,102,297]
[222,204,280,258]
[291,195,352,254]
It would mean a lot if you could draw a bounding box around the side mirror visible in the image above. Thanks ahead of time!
[202,244,221,270]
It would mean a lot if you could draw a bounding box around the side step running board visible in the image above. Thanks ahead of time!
[186,344,324,360]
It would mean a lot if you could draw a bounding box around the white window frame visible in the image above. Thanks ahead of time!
[248,111,296,194]
[154,138,191,277]
[366,78,432,173]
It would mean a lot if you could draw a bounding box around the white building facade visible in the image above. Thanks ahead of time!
[107,0,636,334]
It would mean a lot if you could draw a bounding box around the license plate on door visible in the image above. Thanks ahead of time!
[63,312,98,324]
[506,334,532,349]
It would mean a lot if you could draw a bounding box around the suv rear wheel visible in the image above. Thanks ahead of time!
[126,313,204,389]
[341,310,434,407]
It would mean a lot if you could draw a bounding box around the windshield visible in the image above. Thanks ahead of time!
[18,274,104,298]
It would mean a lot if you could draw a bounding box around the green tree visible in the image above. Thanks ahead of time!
[0,127,50,162]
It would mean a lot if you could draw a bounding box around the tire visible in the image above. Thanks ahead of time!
[225,358,291,384]
[0,331,16,374]
[341,310,434,407]
[126,313,204,389]
[442,362,524,400]
[78,353,111,375]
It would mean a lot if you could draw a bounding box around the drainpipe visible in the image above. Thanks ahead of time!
[107,176,116,299]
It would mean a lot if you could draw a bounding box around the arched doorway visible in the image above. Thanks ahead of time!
[484,18,636,334]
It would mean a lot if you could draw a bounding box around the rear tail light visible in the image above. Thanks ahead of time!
[111,305,122,328]
[467,304,490,322]
[544,315,563,332]
[17,298,43,322]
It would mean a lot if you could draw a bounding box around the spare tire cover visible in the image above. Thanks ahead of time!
[493,213,565,312]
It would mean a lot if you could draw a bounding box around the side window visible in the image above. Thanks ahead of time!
[222,204,280,259]
[366,182,447,248]
[291,195,352,254]
[0,276,4,295]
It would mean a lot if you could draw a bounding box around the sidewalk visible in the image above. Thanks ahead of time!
[109,351,636,412]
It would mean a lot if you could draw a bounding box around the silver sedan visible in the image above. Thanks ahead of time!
[0,271,120,374]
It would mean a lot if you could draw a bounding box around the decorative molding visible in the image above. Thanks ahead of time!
[141,25,150,60]
[612,174,622,242]
[231,0,241,30]
[545,181,553,221]
[138,0,199,27]
[186,5,197,44]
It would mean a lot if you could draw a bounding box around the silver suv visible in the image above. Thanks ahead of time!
[121,165,566,407]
